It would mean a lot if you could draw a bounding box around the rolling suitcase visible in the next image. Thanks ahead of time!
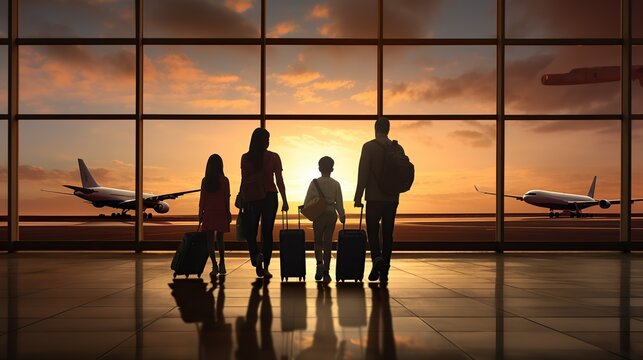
[171,223,209,279]
[279,209,306,282]
[336,205,366,282]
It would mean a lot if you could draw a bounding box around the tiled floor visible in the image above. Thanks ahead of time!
[0,252,642,359]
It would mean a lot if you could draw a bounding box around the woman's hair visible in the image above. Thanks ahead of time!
[202,154,224,192]
[244,127,270,170]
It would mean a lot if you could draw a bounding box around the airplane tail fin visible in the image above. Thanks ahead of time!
[587,176,597,198]
[78,159,100,188]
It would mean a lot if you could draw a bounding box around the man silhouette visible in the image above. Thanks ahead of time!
[354,117,403,282]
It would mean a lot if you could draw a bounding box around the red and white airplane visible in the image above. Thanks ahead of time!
[542,65,643,86]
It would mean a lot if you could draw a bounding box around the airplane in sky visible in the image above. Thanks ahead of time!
[542,65,643,86]
[475,176,643,218]
[43,159,199,218]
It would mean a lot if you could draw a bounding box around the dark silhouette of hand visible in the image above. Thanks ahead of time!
[354,201,364,208]
[282,202,289,212]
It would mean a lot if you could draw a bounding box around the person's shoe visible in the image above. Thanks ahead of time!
[218,262,227,275]
[323,271,332,283]
[264,269,273,279]
[210,262,219,277]
[255,253,265,277]
[315,263,324,281]
[380,262,390,283]
[368,257,383,281]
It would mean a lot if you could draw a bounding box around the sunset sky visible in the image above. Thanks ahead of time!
[0,0,642,215]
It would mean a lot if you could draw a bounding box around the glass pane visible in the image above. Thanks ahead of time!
[384,46,496,114]
[506,46,621,115]
[634,0,643,38]
[19,46,135,114]
[634,120,643,242]
[143,120,259,241]
[18,120,134,241]
[144,46,260,114]
[634,46,643,114]
[505,120,620,242]
[384,0,495,38]
[506,0,620,38]
[267,0,376,38]
[145,0,260,38]
[267,46,376,114]
[20,0,134,38]
[267,119,495,243]
[0,46,6,114]
[0,0,6,38]
[0,120,6,241]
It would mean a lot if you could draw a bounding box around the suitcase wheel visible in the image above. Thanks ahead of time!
[185,274,189,278]
[173,272,177,279]
[197,273,202,278]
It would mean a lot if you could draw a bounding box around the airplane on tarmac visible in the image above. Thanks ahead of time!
[42,159,200,219]
[475,176,643,218]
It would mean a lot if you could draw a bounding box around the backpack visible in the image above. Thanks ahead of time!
[375,140,414,195]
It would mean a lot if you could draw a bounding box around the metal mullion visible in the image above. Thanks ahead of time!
[0,39,8,45]
[497,0,505,250]
[505,114,622,121]
[17,38,136,46]
[382,39,497,46]
[134,0,144,249]
[621,0,632,250]
[144,38,260,45]
[377,0,383,116]
[505,38,622,46]
[634,114,643,119]
[143,114,261,120]
[634,38,643,45]
[260,0,266,129]
[8,0,18,248]
[17,114,135,120]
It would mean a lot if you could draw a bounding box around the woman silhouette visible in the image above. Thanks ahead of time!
[239,128,288,278]
[199,154,231,276]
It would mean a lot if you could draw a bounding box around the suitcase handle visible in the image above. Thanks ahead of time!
[282,208,302,230]
[343,204,364,231]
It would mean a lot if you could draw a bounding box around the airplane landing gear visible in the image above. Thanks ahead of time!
[549,211,560,218]
[144,213,153,220]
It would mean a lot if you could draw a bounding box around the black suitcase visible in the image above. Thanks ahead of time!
[171,223,209,279]
[280,282,308,332]
[279,209,306,282]
[336,206,366,282]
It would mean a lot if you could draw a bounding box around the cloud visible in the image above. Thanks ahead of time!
[224,0,254,13]
[311,80,355,91]
[448,121,496,148]
[272,70,321,87]
[309,4,329,19]
[268,21,299,37]
[145,0,259,37]
[350,89,376,107]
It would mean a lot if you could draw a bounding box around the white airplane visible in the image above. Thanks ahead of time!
[42,159,200,218]
[475,176,643,218]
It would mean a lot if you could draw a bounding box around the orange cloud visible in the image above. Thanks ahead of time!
[311,80,355,91]
[268,21,299,37]
[309,4,330,18]
[272,70,321,87]
[224,0,254,13]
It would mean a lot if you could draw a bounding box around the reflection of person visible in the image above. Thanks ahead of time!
[366,284,396,360]
[354,117,403,282]
[199,154,232,276]
[296,284,337,360]
[200,279,232,360]
[240,128,289,278]
[302,156,346,282]
[235,281,277,360]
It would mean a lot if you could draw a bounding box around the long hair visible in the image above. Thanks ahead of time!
[202,154,224,192]
[244,128,270,170]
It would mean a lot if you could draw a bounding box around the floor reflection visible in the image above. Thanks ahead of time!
[235,280,276,360]
[298,283,337,359]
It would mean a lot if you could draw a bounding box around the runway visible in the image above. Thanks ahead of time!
[4,214,643,243]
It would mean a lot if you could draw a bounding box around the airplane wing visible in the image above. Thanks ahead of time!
[41,189,76,196]
[144,189,200,202]
[474,186,523,200]
[63,185,96,194]
[601,198,643,205]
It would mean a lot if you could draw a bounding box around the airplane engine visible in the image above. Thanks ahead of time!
[599,199,611,209]
[153,201,170,213]
[92,203,104,208]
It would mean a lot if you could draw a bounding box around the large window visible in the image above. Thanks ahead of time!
[1,0,638,248]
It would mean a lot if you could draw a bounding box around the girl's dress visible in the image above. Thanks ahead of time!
[199,175,231,232]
